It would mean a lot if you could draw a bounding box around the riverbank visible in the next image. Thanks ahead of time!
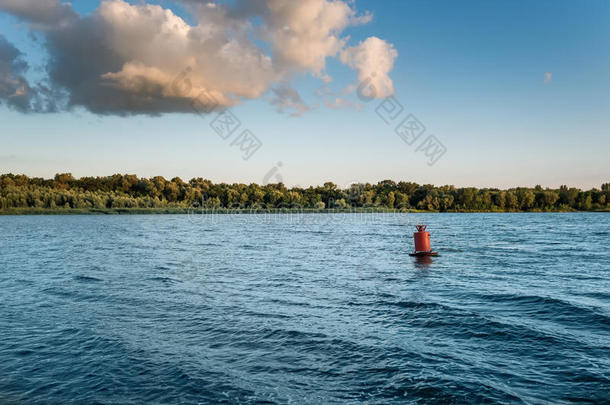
[2,175,609,214]
[0,207,418,215]
[1,207,608,215]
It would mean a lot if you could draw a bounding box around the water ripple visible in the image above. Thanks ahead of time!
[0,213,609,403]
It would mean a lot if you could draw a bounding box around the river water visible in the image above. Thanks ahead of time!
[1,213,609,403]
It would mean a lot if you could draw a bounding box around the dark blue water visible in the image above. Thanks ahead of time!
[1,213,609,404]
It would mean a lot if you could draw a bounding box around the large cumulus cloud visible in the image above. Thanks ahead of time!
[0,0,398,115]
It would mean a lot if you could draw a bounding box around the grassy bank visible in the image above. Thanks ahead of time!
[0,207,418,215]
[1,207,608,215]
[0,207,192,215]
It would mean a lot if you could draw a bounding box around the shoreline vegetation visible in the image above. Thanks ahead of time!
[1,173,608,215]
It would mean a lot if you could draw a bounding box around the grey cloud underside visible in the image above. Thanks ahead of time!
[44,19,203,115]
[0,0,397,116]
[0,34,59,113]
[0,35,28,111]
[0,0,76,25]
[270,84,311,117]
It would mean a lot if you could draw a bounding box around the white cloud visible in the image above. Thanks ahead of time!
[0,0,397,115]
[340,37,398,99]
[263,0,357,77]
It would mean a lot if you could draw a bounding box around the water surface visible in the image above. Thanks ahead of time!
[1,213,609,403]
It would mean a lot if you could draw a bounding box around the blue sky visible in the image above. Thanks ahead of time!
[0,0,608,189]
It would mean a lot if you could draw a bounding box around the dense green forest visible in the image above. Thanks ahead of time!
[0,173,608,213]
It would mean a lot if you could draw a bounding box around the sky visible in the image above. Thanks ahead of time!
[0,0,608,189]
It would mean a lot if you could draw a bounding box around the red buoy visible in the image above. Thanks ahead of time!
[409,224,438,257]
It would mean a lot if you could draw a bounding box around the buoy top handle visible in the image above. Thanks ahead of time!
[415,224,427,232]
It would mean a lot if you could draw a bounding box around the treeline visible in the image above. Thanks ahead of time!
[0,173,609,212]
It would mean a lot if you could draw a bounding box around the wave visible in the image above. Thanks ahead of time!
[73,275,103,283]
[147,276,179,284]
[472,293,610,333]
[373,298,589,347]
